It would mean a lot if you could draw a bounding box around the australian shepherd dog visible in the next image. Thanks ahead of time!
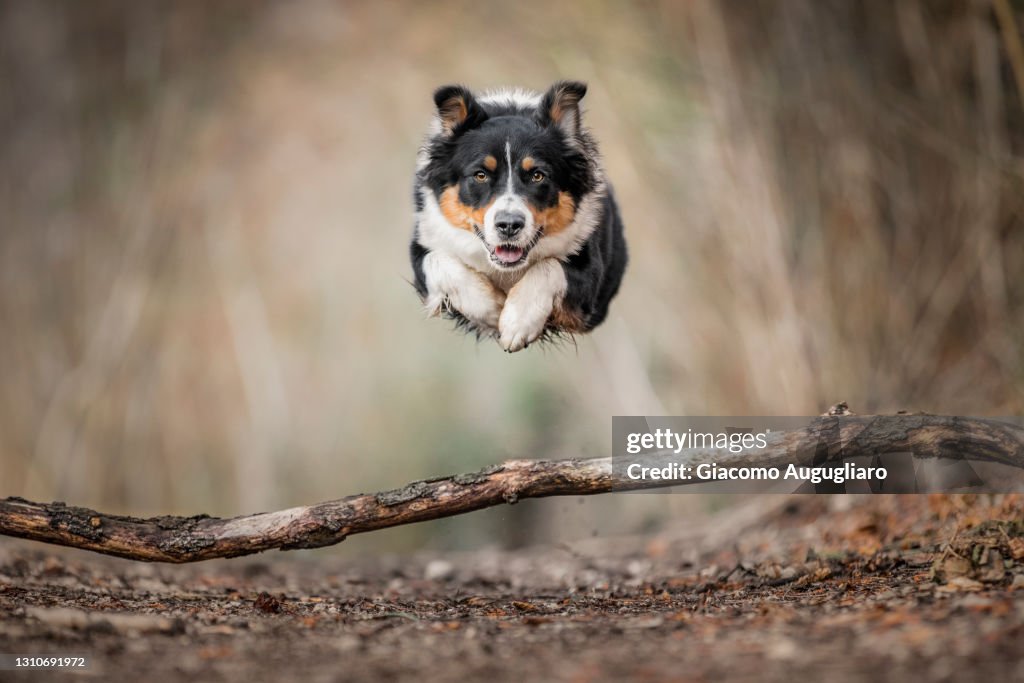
[410,81,627,352]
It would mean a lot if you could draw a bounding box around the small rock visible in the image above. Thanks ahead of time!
[424,560,455,581]
[934,554,972,581]
[767,637,798,660]
[628,616,664,629]
[937,576,984,593]
[959,594,992,609]
[627,560,650,578]
[699,564,720,580]
[337,635,361,652]
[41,557,66,576]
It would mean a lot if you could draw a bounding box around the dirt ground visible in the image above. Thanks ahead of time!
[2,495,1024,682]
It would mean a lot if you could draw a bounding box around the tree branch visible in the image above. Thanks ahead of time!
[1,414,1022,563]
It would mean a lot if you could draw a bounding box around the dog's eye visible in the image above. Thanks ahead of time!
[531,171,545,183]
[473,172,489,183]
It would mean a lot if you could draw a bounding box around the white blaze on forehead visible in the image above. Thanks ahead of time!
[505,139,514,192]
[482,138,534,247]
[498,139,521,207]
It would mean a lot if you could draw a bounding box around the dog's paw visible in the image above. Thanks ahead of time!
[498,296,550,352]
[427,277,505,332]
[454,279,506,331]
[423,252,506,332]
[498,259,567,352]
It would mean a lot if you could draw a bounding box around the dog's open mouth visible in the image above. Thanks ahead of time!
[492,243,527,266]
[473,226,537,269]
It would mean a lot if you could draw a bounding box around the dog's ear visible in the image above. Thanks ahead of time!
[433,85,487,136]
[537,80,587,139]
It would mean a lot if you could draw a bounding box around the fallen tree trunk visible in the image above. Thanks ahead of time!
[2,412,1022,563]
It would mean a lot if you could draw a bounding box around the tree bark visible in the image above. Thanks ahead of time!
[1,413,1022,563]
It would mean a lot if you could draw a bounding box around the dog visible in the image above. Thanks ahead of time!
[410,80,627,352]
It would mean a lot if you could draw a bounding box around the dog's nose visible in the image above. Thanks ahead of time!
[494,211,526,239]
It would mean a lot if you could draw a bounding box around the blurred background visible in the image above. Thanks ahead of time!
[1,0,1022,555]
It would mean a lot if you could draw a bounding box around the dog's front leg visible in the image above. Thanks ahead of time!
[422,251,506,332]
[499,258,567,352]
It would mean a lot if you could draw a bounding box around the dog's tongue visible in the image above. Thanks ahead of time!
[495,245,524,264]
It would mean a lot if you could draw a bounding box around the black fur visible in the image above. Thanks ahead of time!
[558,189,627,330]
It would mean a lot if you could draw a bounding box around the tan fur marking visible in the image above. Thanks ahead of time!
[529,192,576,236]
[483,155,498,171]
[438,96,468,133]
[521,157,535,171]
[549,305,587,333]
[548,84,584,127]
[549,101,565,124]
[439,186,492,232]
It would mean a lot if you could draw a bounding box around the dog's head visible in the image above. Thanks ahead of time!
[422,81,598,270]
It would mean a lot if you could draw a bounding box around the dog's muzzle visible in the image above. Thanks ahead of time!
[494,210,526,240]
